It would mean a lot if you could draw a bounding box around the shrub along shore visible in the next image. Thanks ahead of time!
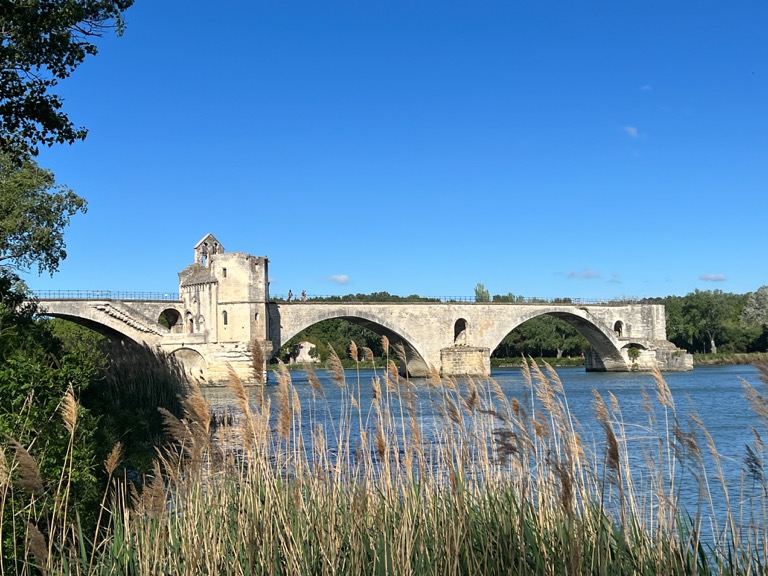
[2,340,768,574]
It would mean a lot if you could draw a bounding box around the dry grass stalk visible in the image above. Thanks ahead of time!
[228,363,249,411]
[105,442,123,477]
[276,361,293,442]
[444,398,462,425]
[386,360,399,390]
[25,522,49,574]
[10,439,43,496]
[250,338,265,385]
[553,460,574,515]
[361,346,374,362]
[158,407,192,448]
[0,445,9,487]
[182,380,211,438]
[227,363,258,451]
[489,378,508,409]
[375,421,387,462]
[652,364,674,409]
[60,384,78,435]
[307,364,324,395]
[349,340,359,362]
[381,335,390,354]
[463,375,480,412]
[327,345,346,388]
[427,364,441,388]
[592,390,622,500]
[393,342,407,366]
[132,459,167,518]
[744,374,768,427]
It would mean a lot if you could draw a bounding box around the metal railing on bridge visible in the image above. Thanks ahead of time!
[33,290,180,301]
[31,290,646,306]
[271,294,645,306]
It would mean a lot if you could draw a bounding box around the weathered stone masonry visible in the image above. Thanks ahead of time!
[38,234,693,384]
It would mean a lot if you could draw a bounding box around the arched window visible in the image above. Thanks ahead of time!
[454,318,468,345]
[614,321,624,337]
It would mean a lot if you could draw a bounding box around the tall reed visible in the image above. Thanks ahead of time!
[4,358,768,574]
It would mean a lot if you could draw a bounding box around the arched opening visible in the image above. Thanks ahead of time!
[614,320,624,338]
[492,314,588,363]
[276,318,384,365]
[491,311,629,372]
[158,309,182,333]
[277,315,429,376]
[170,348,207,382]
[222,310,228,326]
[622,343,647,366]
[454,318,468,345]
[186,312,194,333]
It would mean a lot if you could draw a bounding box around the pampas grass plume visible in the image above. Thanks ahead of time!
[26,522,49,572]
[61,384,78,435]
[10,439,43,496]
[105,442,123,477]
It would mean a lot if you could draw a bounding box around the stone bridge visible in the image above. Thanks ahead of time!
[35,234,693,384]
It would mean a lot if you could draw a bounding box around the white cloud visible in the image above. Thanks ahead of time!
[329,274,349,285]
[623,125,639,139]
[699,274,727,282]
[567,269,601,280]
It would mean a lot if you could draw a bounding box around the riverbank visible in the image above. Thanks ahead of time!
[693,352,768,365]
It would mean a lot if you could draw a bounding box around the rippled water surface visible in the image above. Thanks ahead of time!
[203,364,766,534]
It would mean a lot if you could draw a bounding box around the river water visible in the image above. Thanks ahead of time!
[203,364,767,539]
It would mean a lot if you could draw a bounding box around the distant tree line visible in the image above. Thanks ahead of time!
[648,287,768,354]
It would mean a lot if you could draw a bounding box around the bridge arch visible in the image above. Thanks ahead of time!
[159,308,183,333]
[36,301,166,348]
[453,318,468,345]
[487,307,629,371]
[275,306,431,376]
[169,348,207,382]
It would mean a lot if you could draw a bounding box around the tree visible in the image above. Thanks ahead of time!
[1,0,134,158]
[680,289,740,354]
[742,286,768,329]
[474,283,490,303]
[0,152,85,275]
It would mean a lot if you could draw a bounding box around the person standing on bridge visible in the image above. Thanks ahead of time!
[301,290,307,302]
[287,290,293,302]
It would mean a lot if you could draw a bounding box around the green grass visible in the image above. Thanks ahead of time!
[693,352,768,365]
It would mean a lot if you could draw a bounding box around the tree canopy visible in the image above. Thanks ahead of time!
[0,0,134,158]
[742,286,768,329]
[0,152,85,276]
[474,283,490,302]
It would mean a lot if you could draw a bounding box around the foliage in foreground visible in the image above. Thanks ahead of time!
[0,281,187,570]
[3,344,768,574]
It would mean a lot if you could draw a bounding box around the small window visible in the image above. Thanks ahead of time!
[222,268,227,278]
[223,311,228,326]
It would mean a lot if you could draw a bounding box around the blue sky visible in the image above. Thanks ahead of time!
[24,1,768,300]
